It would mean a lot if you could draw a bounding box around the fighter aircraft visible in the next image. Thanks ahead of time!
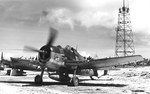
[24,27,143,86]
[0,52,40,76]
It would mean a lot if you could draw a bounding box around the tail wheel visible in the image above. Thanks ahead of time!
[71,76,79,86]
[35,75,43,84]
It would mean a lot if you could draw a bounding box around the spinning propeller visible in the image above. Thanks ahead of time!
[24,27,58,62]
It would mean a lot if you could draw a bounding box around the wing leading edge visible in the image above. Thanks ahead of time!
[65,55,143,69]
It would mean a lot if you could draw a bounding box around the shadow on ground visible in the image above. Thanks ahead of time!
[80,83,127,87]
[0,80,127,87]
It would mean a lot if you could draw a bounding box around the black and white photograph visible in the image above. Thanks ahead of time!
[0,0,149,94]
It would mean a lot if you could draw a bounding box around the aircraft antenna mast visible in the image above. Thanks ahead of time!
[115,0,135,56]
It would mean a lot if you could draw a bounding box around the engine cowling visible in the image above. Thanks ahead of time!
[38,45,51,63]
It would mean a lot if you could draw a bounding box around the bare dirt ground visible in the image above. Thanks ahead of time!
[1,67,150,94]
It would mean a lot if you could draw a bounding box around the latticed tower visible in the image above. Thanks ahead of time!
[115,0,135,57]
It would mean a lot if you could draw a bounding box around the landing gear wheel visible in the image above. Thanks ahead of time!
[70,76,79,86]
[35,75,43,84]
[104,70,108,75]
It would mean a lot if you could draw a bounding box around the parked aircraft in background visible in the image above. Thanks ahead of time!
[24,27,143,86]
[0,52,40,76]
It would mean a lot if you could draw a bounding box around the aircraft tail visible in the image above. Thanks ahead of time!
[0,52,11,66]
[1,52,3,61]
[0,52,3,64]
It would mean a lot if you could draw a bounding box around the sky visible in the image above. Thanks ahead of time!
[0,0,150,59]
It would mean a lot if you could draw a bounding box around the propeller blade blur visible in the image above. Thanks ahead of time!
[24,46,44,53]
[46,27,58,47]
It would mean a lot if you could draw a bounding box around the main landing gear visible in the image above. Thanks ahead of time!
[69,69,79,86]
[34,68,44,85]
[104,70,108,75]
[70,76,79,86]
[35,75,43,84]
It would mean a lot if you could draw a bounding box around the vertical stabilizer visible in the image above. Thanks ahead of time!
[1,52,3,61]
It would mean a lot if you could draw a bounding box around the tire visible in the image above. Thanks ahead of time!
[104,70,108,75]
[6,69,11,75]
[35,75,43,84]
[71,76,79,86]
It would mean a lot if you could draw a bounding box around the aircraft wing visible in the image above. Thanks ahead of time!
[1,57,40,70]
[19,59,40,66]
[13,59,41,70]
[1,59,12,66]
[65,55,143,69]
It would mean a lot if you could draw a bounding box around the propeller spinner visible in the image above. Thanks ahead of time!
[24,27,58,63]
